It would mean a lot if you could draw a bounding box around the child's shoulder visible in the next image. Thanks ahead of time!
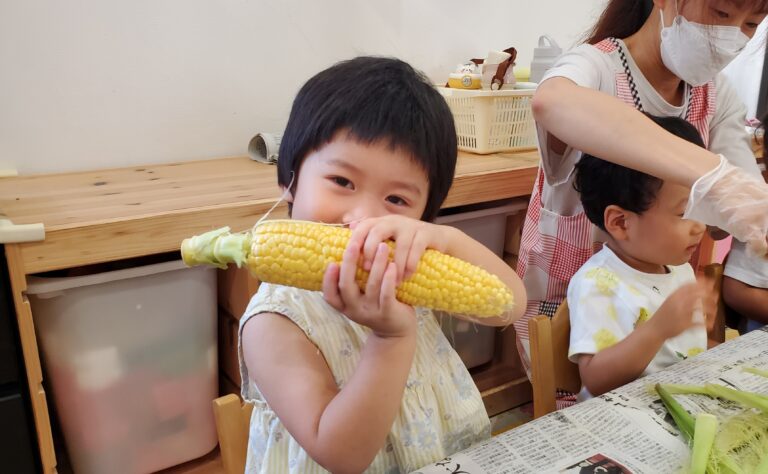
[571,246,618,281]
[568,247,638,298]
[244,282,301,313]
[241,283,337,330]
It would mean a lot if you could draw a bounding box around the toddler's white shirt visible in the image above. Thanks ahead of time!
[567,246,707,399]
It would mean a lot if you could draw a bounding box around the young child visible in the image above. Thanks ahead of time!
[568,115,716,399]
[238,56,527,473]
[722,115,768,333]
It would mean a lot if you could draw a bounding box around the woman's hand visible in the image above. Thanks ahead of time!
[685,155,768,257]
[322,235,416,338]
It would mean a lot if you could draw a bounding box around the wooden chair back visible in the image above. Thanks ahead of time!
[704,263,726,343]
[528,301,581,419]
[212,393,253,474]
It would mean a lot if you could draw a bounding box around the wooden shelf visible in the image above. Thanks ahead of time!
[0,151,538,275]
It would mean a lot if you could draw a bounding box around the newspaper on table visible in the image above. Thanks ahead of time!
[413,328,768,474]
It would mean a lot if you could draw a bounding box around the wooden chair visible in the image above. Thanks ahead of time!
[703,262,726,344]
[528,301,581,419]
[212,393,253,474]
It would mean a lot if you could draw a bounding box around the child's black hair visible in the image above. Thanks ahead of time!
[574,115,705,231]
[277,56,457,222]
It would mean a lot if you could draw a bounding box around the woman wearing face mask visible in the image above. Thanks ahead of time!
[514,0,768,405]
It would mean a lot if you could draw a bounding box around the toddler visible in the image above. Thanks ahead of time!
[569,115,716,399]
[238,56,527,473]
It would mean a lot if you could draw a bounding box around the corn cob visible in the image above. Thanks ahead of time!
[181,220,514,317]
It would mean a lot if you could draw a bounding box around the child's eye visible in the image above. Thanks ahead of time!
[330,176,353,189]
[386,195,407,206]
[712,8,729,19]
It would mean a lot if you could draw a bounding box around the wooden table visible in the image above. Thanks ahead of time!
[0,150,539,473]
[417,328,768,473]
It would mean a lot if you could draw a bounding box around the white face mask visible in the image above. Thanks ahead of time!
[659,1,750,86]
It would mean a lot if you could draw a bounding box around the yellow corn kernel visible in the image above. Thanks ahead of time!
[182,220,514,317]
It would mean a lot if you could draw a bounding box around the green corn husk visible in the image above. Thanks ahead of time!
[661,383,768,412]
[180,226,251,269]
[744,367,768,379]
[703,384,768,413]
[691,413,717,474]
[656,383,768,473]
[657,384,695,440]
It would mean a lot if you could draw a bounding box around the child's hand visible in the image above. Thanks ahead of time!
[322,236,416,338]
[649,278,716,340]
[349,215,445,284]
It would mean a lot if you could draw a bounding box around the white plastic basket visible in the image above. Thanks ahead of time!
[438,87,537,154]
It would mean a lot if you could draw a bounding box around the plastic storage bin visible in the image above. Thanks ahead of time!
[27,259,218,474]
[435,201,527,368]
[438,87,537,154]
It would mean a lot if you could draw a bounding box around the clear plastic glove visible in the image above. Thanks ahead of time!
[684,155,768,257]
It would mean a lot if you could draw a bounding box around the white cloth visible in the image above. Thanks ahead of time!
[567,246,707,399]
[725,240,768,288]
[238,283,490,474]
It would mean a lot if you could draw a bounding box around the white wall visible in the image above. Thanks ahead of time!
[0,0,606,175]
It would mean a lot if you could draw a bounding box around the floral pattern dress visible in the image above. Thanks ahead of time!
[238,283,491,474]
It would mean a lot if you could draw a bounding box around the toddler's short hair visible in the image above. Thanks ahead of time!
[574,115,705,231]
[277,56,457,221]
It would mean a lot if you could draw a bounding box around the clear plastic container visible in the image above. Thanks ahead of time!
[435,201,527,368]
[27,259,218,474]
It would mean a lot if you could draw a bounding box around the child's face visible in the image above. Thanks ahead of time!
[624,182,707,267]
[285,132,430,224]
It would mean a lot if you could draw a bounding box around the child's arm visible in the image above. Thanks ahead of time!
[723,276,768,325]
[242,315,414,474]
[351,215,527,326]
[241,238,417,474]
[577,281,713,396]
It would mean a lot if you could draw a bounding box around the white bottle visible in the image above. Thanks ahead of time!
[530,35,562,83]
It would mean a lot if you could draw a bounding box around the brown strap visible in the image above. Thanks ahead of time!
[492,47,517,89]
